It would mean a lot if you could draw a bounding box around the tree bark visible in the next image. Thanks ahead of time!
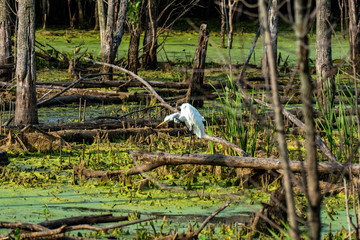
[220,0,226,48]
[141,0,158,70]
[101,0,115,80]
[74,151,360,179]
[15,0,38,125]
[128,25,141,74]
[94,1,99,30]
[40,0,49,29]
[76,0,85,27]
[67,0,74,29]
[111,0,128,63]
[127,0,143,74]
[227,0,238,49]
[186,24,209,108]
[295,0,321,239]
[262,0,278,77]
[348,0,360,75]
[98,0,128,80]
[269,0,278,67]
[0,0,12,82]
[316,0,335,110]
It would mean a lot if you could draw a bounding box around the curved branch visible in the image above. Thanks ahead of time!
[85,57,250,156]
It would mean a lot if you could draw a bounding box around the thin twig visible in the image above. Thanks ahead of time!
[193,202,231,238]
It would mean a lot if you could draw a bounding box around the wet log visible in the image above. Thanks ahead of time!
[35,76,264,90]
[73,151,357,179]
[0,221,49,232]
[37,86,187,98]
[54,127,186,142]
[5,119,163,132]
[0,217,155,240]
[39,214,128,229]
[37,93,148,107]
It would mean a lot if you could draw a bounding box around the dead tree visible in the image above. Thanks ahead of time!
[0,0,12,82]
[141,0,158,70]
[220,0,226,48]
[348,0,360,75]
[98,0,128,80]
[15,0,38,125]
[316,0,335,110]
[127,0,144,74]
[262,0,278,78]
[186,24,209,108]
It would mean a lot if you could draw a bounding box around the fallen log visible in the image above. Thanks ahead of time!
[0,221,48,232]
[73,151,356,179]
[37,93,148,107]
[35,77,262,90]
[5,119,160,131]
[55,127,186,142]
[0,217,155,240]
[39,214,128,229]
[37,86,188,98]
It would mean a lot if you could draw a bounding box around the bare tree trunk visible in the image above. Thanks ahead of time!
[316,0,335,110]
[127,0,143,74]
[262,0,278,77]
[128,25,141,74]
[269,0,278,65]
[111,0,128,62]
[348,0,360,75]
[348,0,360,162]
[101,0,115,80]
[41,0,50,29]
[68,0,74,29]
[0,0,12,82]
[186,24,209,108]
[220,0,225,48]
[98,0,128,80]
[141,0,158,70]
[227,0,238,49]
[15,0,38,125]
[295,1,321,239]
[259,0,300,239]
[94,1,99,30]
[76,0,85,28]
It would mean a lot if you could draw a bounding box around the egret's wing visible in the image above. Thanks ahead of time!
[178,115,190,130]
[181,104,205,138]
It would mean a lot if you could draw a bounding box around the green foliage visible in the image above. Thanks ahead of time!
[127,0,141,24]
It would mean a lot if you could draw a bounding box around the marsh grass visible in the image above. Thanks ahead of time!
[316,80,360,162]
[212,77,262,157]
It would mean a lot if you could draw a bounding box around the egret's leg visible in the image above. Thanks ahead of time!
[188,133,192,154]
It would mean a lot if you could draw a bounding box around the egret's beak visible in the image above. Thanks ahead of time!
[157,120,168,128]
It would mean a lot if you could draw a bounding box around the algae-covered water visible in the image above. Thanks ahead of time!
[0,181,254,238]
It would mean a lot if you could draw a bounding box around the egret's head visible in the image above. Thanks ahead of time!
[157,112,180,128]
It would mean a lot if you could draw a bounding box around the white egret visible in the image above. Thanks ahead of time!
[157,103,206,153]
